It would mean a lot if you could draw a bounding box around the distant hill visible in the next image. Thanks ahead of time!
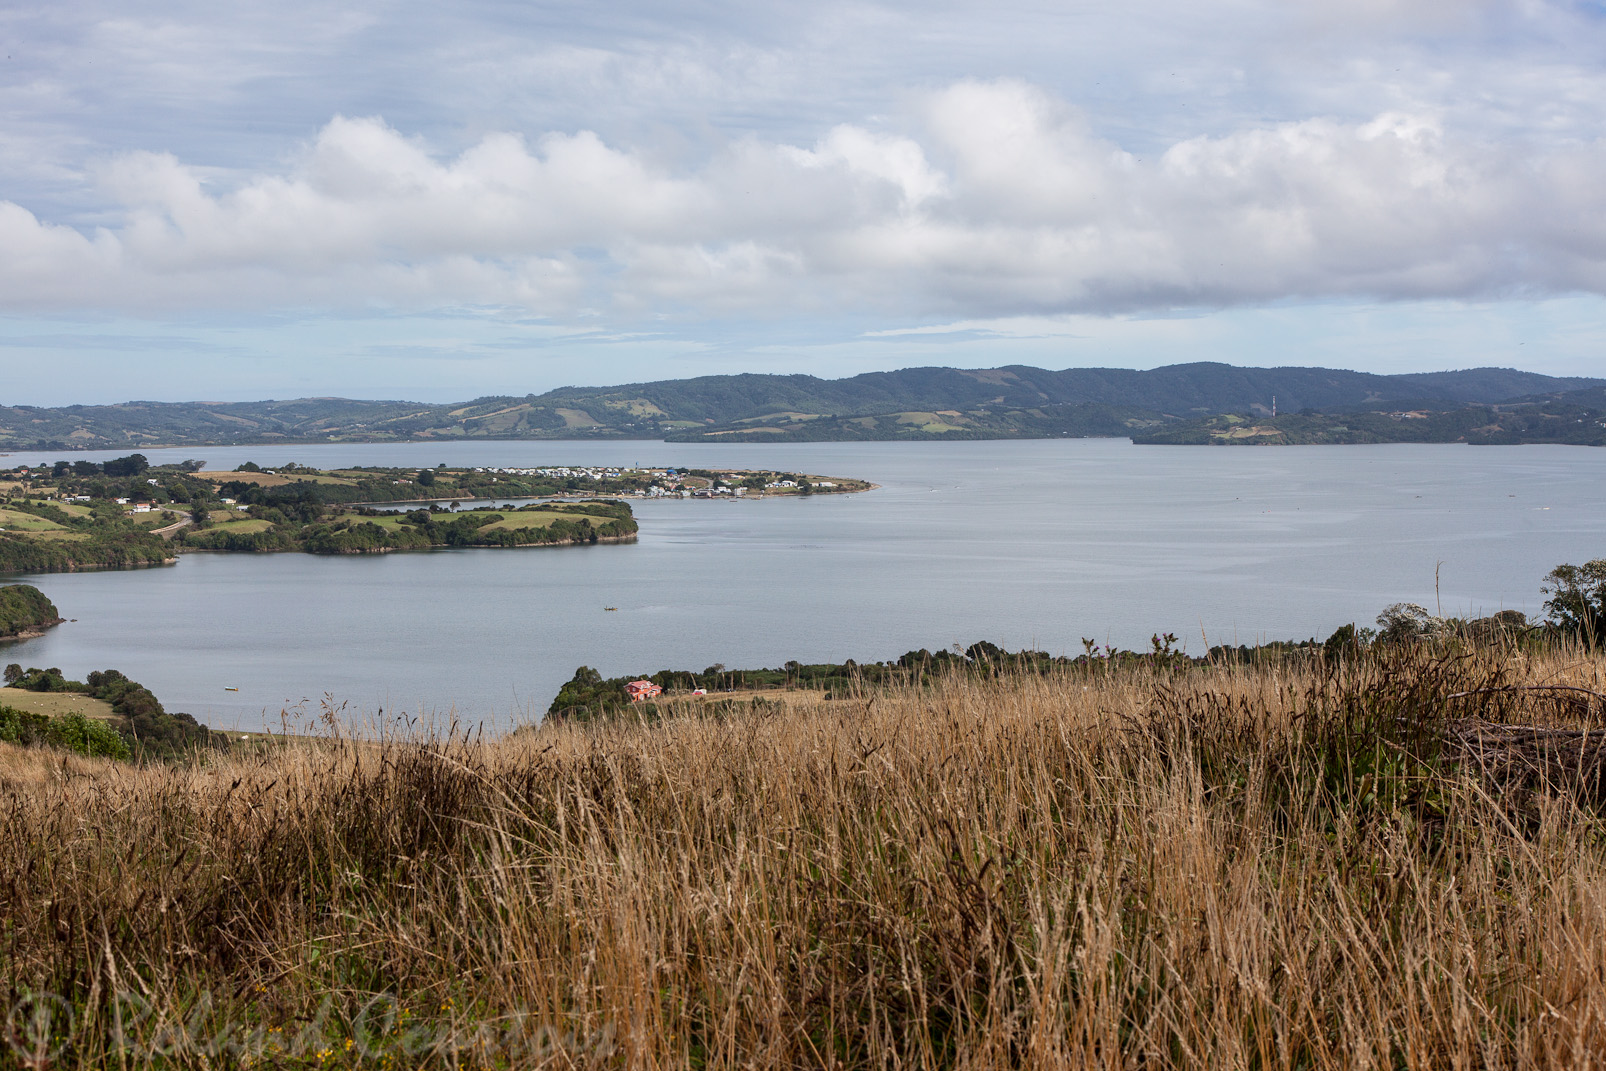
[1,363,1600,450]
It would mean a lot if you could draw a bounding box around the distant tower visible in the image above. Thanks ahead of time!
[1271,395,1277,418]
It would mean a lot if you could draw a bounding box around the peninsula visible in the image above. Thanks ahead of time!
[0,584,62,641]
[0,457,870,573]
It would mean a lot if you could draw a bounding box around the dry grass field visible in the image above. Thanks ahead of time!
[192,470,296,486]
[4,644,1606,1068]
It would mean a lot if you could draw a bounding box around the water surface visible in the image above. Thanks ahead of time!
[4,439,1601,729]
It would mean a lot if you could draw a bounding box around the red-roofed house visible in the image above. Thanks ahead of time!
[626,680,663,702]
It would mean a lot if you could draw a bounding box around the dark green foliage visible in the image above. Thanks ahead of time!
[547,666,629,720]
[11,666,79,692]
[0,530,171,574]
[179,526,298,552]
[1323,623,1362,661]
[87,669,226,759]
[301,520,433,554]
[0,705,48,744]
[0,583,60,638]
[101,453,150,477]
[0,363,1598,447]
[548,644,1066,720]
[1542,559,1606,643]
[87,671,228,761]
[171,496,635,556]
[86,668,162,717]
[3,667,224,761]
[0,705,130,760]
[42,712,131,760]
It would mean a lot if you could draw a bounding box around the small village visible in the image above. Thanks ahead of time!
[465,465,855,499]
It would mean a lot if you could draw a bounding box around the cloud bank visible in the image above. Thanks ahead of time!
[3,78,1605,322]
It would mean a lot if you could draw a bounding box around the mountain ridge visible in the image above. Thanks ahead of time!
[1,362,1601,450]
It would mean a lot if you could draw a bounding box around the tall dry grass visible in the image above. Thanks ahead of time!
[4,645,1606,1068]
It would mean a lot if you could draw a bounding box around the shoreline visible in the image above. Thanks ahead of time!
[0,616,66,643]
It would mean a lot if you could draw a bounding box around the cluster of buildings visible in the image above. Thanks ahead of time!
[470,466,645,480]
[639,485,747,498]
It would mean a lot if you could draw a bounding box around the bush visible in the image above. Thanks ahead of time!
[0,705,129,760]
[0,704,48,745]
[43,712,130,761]
[11,666,81,693]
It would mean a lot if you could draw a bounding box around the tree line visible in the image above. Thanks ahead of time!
[548,557,1606,721]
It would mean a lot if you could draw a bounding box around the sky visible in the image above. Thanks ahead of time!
[2,0,1605,404]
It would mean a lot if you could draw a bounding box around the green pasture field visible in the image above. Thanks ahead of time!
[205,518,274,534]
[0,688,118,721]
[0,508,67,532]
[366,509,581,533]
[480,510,588,531]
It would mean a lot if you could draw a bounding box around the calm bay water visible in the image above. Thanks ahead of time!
[2,438,1602,730]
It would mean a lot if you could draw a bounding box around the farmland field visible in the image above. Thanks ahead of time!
[0,508,66,532]
[0,688,117,720]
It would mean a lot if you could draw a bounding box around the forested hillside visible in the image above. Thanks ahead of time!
[1,363,1599,449]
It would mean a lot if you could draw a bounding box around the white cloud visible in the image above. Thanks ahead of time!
[3,78,1606,322]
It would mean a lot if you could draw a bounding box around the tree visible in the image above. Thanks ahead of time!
[102,453,150,478]
[417,468,436,487]
[1323,623,1361,660]
[3,663,21,685]
[1376,603,1442,644]
[1542,559,1606,642]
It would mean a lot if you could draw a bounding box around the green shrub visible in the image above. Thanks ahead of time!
[42,712,130,761]
[0,705,130,761]
[11,666,82,693]
[0,704,49,746]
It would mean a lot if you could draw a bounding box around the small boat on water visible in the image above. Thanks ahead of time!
[604,607,619,611]
[224,686,239,692]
